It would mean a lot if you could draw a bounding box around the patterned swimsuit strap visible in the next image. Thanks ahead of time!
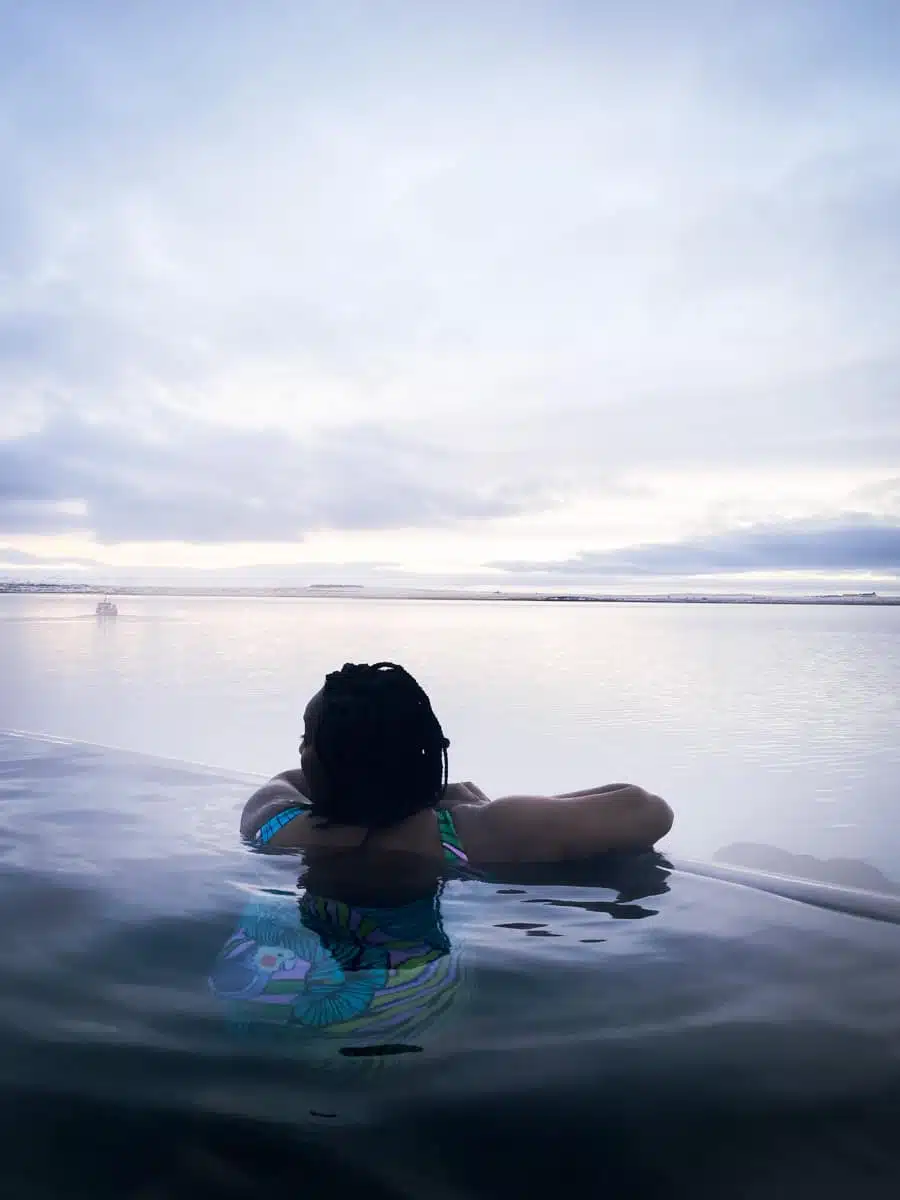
[436,808,469,864]
[254,805,308,846]
[255,804,471,867]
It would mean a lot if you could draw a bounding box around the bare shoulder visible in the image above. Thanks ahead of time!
[455,786,674,864]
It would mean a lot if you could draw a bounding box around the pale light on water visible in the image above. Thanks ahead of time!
[2,593,898,881]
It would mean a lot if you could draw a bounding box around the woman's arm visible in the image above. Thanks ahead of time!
[440,781,492,809]
[552,783,633,799]
[441,781,630,810]
[459,784,674,862]
[272,768,311,795]
[239,771,310,840]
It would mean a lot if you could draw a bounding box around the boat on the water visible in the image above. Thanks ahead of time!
[95,598,118,617]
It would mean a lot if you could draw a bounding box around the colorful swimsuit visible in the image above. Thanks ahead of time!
[209,887,462,1049]
[253,803,470,867]
[254,805,309,847]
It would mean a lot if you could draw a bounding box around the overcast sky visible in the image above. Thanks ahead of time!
[1,0,898,591]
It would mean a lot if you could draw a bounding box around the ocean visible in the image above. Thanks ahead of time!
[1,593,899,1197]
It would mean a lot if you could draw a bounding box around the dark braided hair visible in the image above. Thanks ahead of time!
[308,662,449,829]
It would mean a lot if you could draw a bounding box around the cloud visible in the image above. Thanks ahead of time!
[0,1,899,571]
[0,545,95,569]
[0,546,67,566]
[848,476,900,515]
[0,409,554,543]
[490,516,900,578]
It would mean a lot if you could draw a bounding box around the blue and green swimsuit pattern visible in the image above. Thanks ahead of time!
[254,803,470,867]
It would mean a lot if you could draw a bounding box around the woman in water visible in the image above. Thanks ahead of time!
[240,662,673,867]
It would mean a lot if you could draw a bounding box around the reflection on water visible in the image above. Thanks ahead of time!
[210,879,463,1061]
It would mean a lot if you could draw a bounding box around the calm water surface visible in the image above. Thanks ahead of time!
[2,593,898,878]
[2,595,899,1198]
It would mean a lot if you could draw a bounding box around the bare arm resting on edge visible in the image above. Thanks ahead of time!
[456,784,674,863]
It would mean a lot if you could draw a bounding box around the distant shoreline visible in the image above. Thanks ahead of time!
[1,583,898,606]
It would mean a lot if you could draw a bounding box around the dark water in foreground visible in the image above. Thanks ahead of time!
[2,731,900,1199]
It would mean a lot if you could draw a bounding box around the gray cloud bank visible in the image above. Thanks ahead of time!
[0,410,552,542]
[2,403,899,583]
[492,516,900,579]
[0,546,96,567]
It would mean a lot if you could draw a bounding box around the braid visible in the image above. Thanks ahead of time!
[310,662,449,829]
